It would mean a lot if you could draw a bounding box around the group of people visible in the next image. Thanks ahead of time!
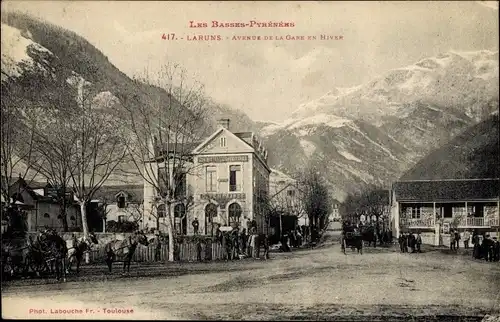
[216,220,269,261]
[471,231,500,262]
[398,232,423,253]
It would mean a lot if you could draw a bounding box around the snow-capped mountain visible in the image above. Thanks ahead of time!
[261,50,499,200]
[287,50,498,126]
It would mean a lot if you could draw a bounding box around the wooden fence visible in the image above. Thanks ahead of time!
[88,241,228,263]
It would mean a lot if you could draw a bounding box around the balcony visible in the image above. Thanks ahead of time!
[458,217,499,227]
[400,216,500,229]
[400,218,434,228]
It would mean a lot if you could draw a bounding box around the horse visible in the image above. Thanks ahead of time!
[65,233,99,275]
[341,231,363,255]
[360,225,377,247]
[37,229,68,282]
[1,234,51,280]
[104,230,149,275]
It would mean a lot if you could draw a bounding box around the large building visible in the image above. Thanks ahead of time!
[143,119,271,236]
[391,178,500,245]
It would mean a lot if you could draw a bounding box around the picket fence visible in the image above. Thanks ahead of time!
[88,241,228,263]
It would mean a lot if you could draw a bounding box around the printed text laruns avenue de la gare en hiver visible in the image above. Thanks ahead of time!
[160,20,343,41]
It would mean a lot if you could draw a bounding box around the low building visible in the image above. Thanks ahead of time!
[91,184,145,232]
[7,178,82,232]
[143,119,271,236]
[391,178,500,245]
[268,169,305,240]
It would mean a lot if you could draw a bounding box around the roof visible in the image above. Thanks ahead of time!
[92,184,144,203]
[393,179,500,202]
[154,142,201,157]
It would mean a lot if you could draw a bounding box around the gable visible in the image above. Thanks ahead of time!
[195,128,254,155]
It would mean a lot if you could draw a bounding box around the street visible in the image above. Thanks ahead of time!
[2,230,500,321]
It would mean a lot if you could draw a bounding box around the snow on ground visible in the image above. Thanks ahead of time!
[260,113,350,137]
[285,113,351,132]
[338,150,362,163]
[1,23,53,80]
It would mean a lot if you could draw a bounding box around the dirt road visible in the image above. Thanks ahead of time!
[3,231,500,320]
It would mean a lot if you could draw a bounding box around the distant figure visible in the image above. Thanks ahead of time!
[454,230,461,250]
[463,230,471,249]
[192,218,199,235]
[450,230,456,251]
[408,232,416,253]
[483,235,493,262]
[416,232,422,253]
[492,237,500,262]
[472,231,480,259]
[398,233,405,253]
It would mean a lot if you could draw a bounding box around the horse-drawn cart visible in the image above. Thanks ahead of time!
[341,230,363,255]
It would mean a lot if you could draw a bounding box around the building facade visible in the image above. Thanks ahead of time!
[91,184,145,232]
[7,178,82,232]
[391,179,500,245]
[143,119,271,236]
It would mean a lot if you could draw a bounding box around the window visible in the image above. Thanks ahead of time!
[220,137,226,147]
[174,172,186,198]
[158,167,168,196]
[229,165,241,191]
[411,207,421,219]
[43,213,50,219]
[118,215,125,223]
[228,202,242,226]
[157,204,166,218]
[205,203,218,234]
[117,196,126,208]
[174,204,186,235]
[206,166,217,192]
[287,190,295,197]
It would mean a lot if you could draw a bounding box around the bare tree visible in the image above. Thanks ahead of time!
[66,76,129,244]
[0,84,40,208]
[120,62,210,262]
[23,88,81,232]
[341,186,390,230]
[299,167,332,233]
[264,181,306,238]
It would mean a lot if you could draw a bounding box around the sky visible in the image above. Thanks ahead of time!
[2,1,499,122]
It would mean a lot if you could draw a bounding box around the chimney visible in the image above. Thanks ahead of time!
[217,118,230,130]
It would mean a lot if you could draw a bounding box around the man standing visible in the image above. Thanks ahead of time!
[192,218,199,235]
[454,230,460,250]
[472,231,480,259]
[463,230,471,249]
[492,237,500,262]
[416,232,422,253]
[450,230,456,251]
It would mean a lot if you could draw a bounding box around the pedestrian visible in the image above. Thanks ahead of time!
[463,230,471,249]
[398,233,404,253]
[416,232,422,253]
[492,237,500,262]
[454,230,461,250]
[408,232,416,253]
[154,233,162,262]
[472,231,480,259]
[192,218,199,235]
[450,230,456,251]
[483,235,493,262]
